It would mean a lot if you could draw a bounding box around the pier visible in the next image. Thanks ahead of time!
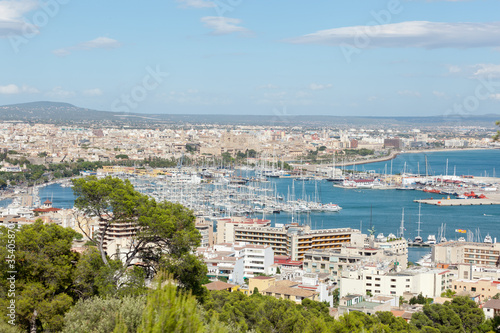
[408,242,431,248]
[414,198,500,206]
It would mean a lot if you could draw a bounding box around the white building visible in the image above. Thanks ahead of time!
[340,264,454,298]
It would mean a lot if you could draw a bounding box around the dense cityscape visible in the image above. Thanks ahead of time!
[3,0,500,332]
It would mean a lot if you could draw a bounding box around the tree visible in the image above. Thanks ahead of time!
[61,295,146,333]
[448,296,485,333]
[0,221,80,332]
[72,176,205,294]
[247,149,257,158]
[135,275,228,333]
[332,288,340,307]
[411,303,464,333]
[441,289,457,298]
[494,121,500,141]
[399,295,407,309]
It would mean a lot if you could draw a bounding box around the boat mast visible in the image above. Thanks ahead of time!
[399,208,405,238]
[417,203,422,238]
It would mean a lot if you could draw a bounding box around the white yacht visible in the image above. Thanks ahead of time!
[426,235,437,245]
[484,234,493,244]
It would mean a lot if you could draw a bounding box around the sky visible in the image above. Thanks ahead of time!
[1,0,500,116]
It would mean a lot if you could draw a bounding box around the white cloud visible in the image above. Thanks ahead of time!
[0,83,38,94]
[433,91,446,98]
[46,86,75,98]
[83,88,103,96]
[287,21,500,49]
[201,16,249,35]
[490,94,500,100]
[53,37,122,56]
[368,96,382,102]
[472,64,500,78]
[309,83,332,91]
[176,0,215,8]
[448,65,461,73]
[398,90,421,97]
[0,0,38,37]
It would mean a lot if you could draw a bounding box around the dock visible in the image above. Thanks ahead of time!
[408,243,431,248]
[414,198,500,206]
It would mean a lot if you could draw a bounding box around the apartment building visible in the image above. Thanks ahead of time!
[452,278,500,301]
[340,265,454,298]
[197,242,275,283]
[234,225,289,256]
[234,224,362,260]
[288,227,362,261]
[235,244,274,278]
[432,241,500,266]
[216,217,271,244]
[303,242,408,284]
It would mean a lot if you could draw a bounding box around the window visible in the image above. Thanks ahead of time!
[406,285,410,288]
[367,276,372,280]
[375,278,380,281]
[366,283,372,286]
[390,291,396,295]
[391,285,396,288]
[375,284,380,287]
[391,279,396,282]
[471,287,476,292]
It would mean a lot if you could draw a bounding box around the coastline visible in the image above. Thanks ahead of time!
[342,147,494,167]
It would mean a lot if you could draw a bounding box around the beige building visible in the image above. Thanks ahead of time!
[432,241,500,266]
[234,224,362,260]
[452,278,500,301]
[303,242,408,284]
[247,276,319,303]
[216,217,271,244]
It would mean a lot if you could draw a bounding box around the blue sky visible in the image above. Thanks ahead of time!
[1,0,500,116]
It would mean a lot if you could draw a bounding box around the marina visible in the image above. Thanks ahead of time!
[2,149,500,264]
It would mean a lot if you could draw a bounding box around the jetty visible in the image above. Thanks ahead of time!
[414,198,500,206]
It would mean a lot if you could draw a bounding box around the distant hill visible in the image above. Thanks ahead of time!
[0,101,498,128]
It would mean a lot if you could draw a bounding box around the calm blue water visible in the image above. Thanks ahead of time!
[38,150,500,263]
[348,149,500,177]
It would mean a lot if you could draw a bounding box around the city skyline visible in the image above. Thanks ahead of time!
[1,0,500,116]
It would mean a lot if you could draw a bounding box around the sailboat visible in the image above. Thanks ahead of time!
[414,203,423,243]
[439,223,447,243]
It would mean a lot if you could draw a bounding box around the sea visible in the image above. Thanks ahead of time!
[10,149,500,263]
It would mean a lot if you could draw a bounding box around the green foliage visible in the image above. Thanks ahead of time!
[115,154,129,159]
[0,221,80,332]
[61,295,146,333]
[410,296,486,333]
[136,276,227,333]
[72,176,205,296]
[441,289,457,298]
[493,120,500,141]
[332,288,340,307]
[409,293,433,305]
